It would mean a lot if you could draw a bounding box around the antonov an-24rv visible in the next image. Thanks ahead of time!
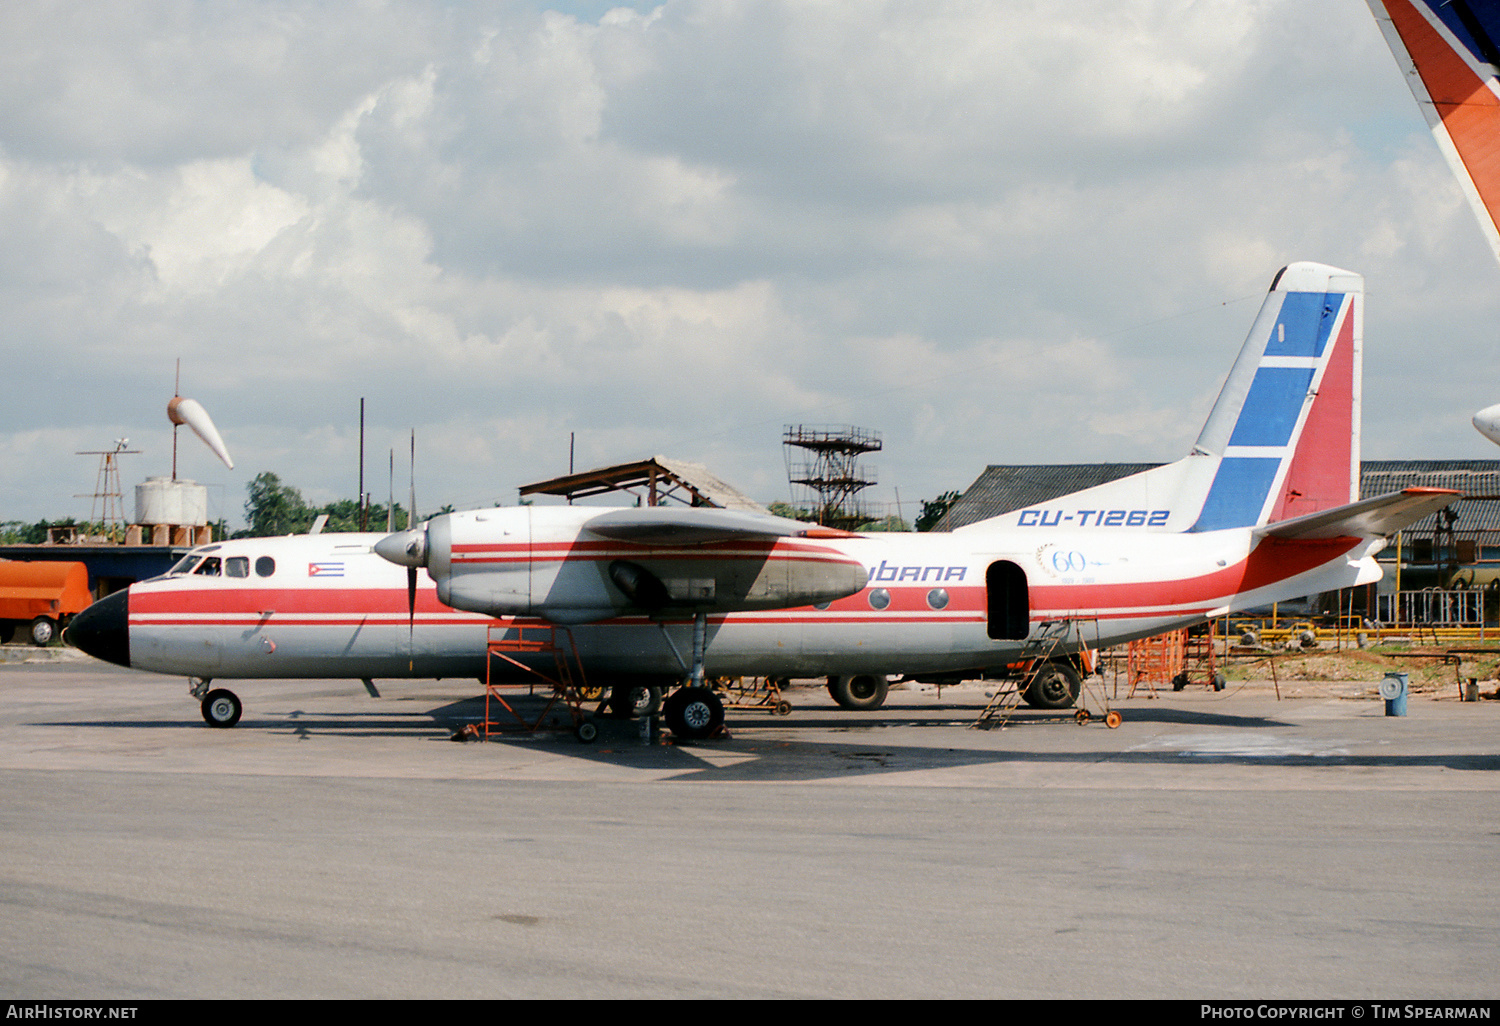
[67,263,1456,739]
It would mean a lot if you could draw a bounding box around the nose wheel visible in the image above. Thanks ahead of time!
[201,689,242,728]
[191,679,242,728]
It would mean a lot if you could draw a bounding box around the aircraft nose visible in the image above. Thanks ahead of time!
[65,589,130,668]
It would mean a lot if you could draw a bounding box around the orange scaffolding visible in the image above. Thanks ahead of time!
[1126,629,1185,697]
[481,624,599,740]
[1127,622,1227,696]
[1173,620,1226,691]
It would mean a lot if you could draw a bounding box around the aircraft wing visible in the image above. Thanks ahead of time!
[584,507,860,545]
[1253,487,1460,540]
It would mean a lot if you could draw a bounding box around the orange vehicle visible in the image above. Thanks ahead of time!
[0,560,91,646]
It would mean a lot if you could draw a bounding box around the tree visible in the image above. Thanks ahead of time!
[0,519,76,544]
[242,472,311,537]
[238,472,428,536]
[915,490,962,532]
[858,514,911,532]
[767,501,816,522]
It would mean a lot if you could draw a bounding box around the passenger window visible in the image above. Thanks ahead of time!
[193,557,222,577]
[225,557,249,578]
[255,557,275,578]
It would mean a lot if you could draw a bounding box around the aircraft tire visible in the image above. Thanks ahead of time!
[575,720,599,743]
[829,674,889,711]
[29,616,56,647]
[609,684,662,719]
[663,686,723,740]
[201,689,242,728]
[1021,662,1081,710]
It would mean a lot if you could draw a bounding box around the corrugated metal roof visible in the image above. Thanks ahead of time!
[1361,460,1500,534]
[934,460,1500,534]
[517,455,768,513]
[936,464,1159,531]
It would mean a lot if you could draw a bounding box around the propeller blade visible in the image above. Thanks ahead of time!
[407,564,417,672]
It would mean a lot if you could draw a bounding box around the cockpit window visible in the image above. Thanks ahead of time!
[193,557,222,577]
[225,556,249,578]
[168,555,202,575]
[255,556,275,578]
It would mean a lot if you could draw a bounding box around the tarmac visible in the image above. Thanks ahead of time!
[1,647,1497,999]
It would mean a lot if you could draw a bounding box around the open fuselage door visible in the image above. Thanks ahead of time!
[985,560,1029,641]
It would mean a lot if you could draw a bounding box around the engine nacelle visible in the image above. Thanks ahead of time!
[376,506,868,624]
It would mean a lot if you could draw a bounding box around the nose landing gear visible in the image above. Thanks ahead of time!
[190,677,243,728]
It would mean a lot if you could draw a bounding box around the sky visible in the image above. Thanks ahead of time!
[3,0,1499,531]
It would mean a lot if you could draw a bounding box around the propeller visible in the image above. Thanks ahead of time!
[374,522,426,671]
[405,430,417,671]
[370,431,424,670]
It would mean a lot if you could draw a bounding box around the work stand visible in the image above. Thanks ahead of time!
[973,618,1120,730]
[479,624,602,741]
[714,676,794,716]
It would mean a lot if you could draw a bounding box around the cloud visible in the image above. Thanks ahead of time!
[1,0,1497,529]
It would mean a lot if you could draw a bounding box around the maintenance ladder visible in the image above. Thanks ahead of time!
[974,619,1118,730]
[480,624,595,738]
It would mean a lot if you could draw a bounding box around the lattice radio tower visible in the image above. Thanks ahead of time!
[783,424,881,529]
[75,439,140,539]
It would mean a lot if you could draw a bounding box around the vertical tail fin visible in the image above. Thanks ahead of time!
[1187,262,1362,530]
[1366,0,1500,265]
[960,262,1362,534]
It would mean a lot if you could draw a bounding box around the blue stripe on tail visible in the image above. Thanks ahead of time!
[1263,292,1340,357]
[1228,368,1317,447]
[1190,458,1283,532]
[1188,290,1348,532]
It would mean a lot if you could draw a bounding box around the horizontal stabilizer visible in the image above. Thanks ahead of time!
[1253,487,1459,540]
[584,507,859,546]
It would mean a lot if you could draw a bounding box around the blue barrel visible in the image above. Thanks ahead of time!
[1379,671,1409,717]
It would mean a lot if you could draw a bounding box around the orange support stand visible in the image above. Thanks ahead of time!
[1126,629,1186,697]
[481,623,597,739]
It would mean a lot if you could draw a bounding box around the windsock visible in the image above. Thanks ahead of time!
[168,396,234,469]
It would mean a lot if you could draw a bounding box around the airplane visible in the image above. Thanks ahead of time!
[1364,0,1500,444]
[66,261,1459,740]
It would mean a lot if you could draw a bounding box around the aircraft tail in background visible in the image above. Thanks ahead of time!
[1366,0,1500,263]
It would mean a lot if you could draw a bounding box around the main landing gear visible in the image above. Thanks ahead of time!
[609,683,663,719]
[190,678,242,728]
[827,674,889,710]
[659,611,726,741]
[662,685,724,740]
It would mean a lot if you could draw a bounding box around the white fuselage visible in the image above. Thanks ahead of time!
[119,517,1381,683]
